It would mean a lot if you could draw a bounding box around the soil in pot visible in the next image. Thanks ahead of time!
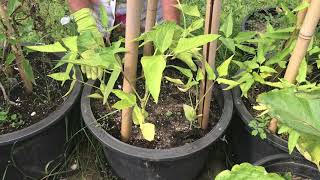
[0,53,69,135]
[90,68,221,149]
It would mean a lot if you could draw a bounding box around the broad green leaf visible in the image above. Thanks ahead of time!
[288,130,300,154]
[260,66,277,73]
[48,72,70,82]
[141,56,166,103]
[112,99,135,110]
[5,53,15,66]
[281,3,296,24]
[187,19,204,33]
[266,41,295,65]
[27,36,78,52]
[316,60,320,69]
[168,65,193,79]
[175,52,197,71]
[235,44,256,54]
[257,88,320,137]
[165,76,184,85]
[257,43,266,64]
[22,60,35,83]
[133,106,145,125]
[216,78,239,90]
[177,80,198,92]
[88,93,104,99]
[140,123,155,141]
[297,135,320,168]
[296,59,307,83]
[148,22,176,53]
[293,1,310,12]
[215,163,286,180]
[174,34,220,54]
[234,31,257,43]
[220,37,235,53]
[183,104,197,122]
[196,68,204,81]
[176,4,200,17]
[309,46,320,56]
[217,55,233,77]
[220,13,233,38]
[8,0,19,15]
[102,69,121,105]
[253,72,265,83]
[112,89,136,104]
[99,5,109,28]
[205,62,216,80]
[240,79,255,98]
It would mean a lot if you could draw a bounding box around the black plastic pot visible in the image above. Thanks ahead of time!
[0,64,82,179]
[81,80,233,180]
[254,154,320,179]
[241,7,279,32]
[229,87,303,164]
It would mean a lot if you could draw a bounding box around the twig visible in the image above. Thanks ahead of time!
[0,81,19,106]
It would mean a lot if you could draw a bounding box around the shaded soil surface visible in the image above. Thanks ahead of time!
[0,53,69,135]
[91,68,221,149]
[244,7,284,32]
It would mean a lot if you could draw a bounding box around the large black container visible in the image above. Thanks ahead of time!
[254,154,320,179]
[241,8,279,32]
[0,67,82,179]
[229,87,303,164]
[81,80,233,180]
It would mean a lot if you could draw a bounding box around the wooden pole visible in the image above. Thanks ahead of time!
[200,0,221,130]
[297,0,312,29]
[0,3,33,94]
[198,0,214,126]
[121,0,143,142]
[143,0,159,56]
[269,0,320,133]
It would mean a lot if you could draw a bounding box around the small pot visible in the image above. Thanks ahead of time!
[81,80,233,180]
[0,61,82,179]
[229,86,303,164]
[254,154,320,179]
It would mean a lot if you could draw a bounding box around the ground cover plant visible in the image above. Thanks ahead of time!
[224,0,320,168]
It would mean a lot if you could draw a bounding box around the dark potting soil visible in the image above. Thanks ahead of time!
[245,8,284,32]
[91,69,222,149]
[0,53,69,135]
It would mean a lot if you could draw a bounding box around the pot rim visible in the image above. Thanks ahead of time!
[241,7,278,32]
[81,80,233,161]
[0,65,82,146]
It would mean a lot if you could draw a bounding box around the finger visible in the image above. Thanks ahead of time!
[91,67,98,80]
[86,66,92,79]
[97,68,103,80]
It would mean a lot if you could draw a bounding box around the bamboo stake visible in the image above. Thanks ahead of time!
[297,0,312,29]
[121,0,143,142]
[198,0,214,126]
[269,0,320,133]
[200,0,221,130]
[143,0,159,56]
[0,3,33,94]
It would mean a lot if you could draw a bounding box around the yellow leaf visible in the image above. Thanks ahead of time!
[140,123,155,142]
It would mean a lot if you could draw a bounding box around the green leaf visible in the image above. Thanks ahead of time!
[48,72,70,82]
[215,163,286,180]
[183,104,197,122]
[293,1,310,12]
[133,106,145,125]
[176,4,201,17]
[177,80,198,92]
[141,56,166,103]
[175,52,197,71]
[288,130,300,154]
[220,37,235,53]
[165,76,184,85]
[168,65,193,79]
[220,13,233,38]
[5,53,15,66]
[216,78,239,90]
[187,19,204,33]
[0,33,5,41]
[148,22,176,53]
[234,31,257,43]
[296,59,307,83]
[99,5,109,28]
[112,100,135,110]
[8,0,19,15]
[22,60,35,83]
[240,79,255,98]
[112,90,136,110]
[140,123,155,141]
[217,55,233,77]
[260,66,277,73]
[196,68,204,81]
[88,93,104,99]
[205,62,216,80]
[102,69,121,105]
[266,41,295,65]
[235,44,256,54]
[281,3,296,24]
[27,36,78,52]
[174,34,220,54]
[297,134,320,168]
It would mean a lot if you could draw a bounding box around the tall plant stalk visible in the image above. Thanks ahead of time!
[143,0,159,56]
[0,3,33,94]
[269,0,320,133]
[121,0,143,142]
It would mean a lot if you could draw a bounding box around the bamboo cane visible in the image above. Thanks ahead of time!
[198,0,214,125]
[269,0,320,133]
[0,4,33,94]
[143,0,159,56]
[121,0,143,142]
[297,0,312,29]
[200,0,221,130]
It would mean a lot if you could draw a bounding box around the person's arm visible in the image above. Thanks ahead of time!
[162,0,181,23]
[67,0,100,12]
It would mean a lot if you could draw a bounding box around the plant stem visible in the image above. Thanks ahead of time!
[0,81,18,106]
